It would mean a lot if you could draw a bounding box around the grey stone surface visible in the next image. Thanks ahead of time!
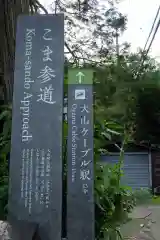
[9,13,64,220]
[9,13,64,240]
[67,84,94,240]
[0,221,10,240]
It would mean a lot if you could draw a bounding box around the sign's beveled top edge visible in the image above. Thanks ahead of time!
[18,13,64,16]
[17,13,64,20]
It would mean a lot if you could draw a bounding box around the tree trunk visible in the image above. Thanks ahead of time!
[0,0,46,103]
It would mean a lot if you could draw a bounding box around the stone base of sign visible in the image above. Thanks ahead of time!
[0,221,11,240]
[0,221,67,240]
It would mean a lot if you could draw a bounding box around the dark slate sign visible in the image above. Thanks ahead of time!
[8,14,64,239]
[67,69,94,240]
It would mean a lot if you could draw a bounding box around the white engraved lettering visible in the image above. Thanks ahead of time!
[37,85,56,104]
[80,104,89,113]
[81,148,91,158]
[80,169,91,180]
[42,46,53,62]
[20,92,33,142]
[81,116,89,125]
[43,29,52,40]
[38,66,55,83]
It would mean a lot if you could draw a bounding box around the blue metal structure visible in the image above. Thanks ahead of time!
[101,152,151,190]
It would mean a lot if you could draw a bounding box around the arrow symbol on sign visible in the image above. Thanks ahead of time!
[76,72,85,83]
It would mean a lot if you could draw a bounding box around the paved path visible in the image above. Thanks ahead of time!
[121,205,160,239]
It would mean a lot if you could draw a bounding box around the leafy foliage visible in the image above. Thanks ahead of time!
[95,163,136,240]
[133,189,152,205]
[0,0,47,102]
[0,105,11,219]
[135,86,160,144]
[94,118,135,239]
[0,105,12,155]
[51,0,127,64]
[94,53,160,144]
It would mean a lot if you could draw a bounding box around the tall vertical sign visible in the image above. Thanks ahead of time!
[8,14,64,240]
[67,69,94,240]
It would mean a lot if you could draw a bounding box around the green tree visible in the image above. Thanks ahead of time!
[134,84,160,144]
[94,51,160,140]
[0,0,47,103]
[52,0,127,64]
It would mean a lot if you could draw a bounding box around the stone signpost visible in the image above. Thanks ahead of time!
[8,13,94,240]
[67,69,94,240]
[8,14,64,240]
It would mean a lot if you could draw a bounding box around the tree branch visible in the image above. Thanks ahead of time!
[33,0,48,14]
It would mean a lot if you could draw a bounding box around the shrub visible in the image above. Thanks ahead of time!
[0,105,11,219]
[95,161,136,239]
[133,188,152,205]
